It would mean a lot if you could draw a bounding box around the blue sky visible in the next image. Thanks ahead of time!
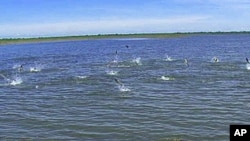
[0,0,250,38]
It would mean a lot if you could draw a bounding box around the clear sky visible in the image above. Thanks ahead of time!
[0,0,250,38]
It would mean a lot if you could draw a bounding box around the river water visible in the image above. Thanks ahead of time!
[0,34,250,141]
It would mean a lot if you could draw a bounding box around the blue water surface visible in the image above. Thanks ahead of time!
[0,34,250,141]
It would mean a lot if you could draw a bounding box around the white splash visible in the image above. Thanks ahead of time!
[246,64,250,70]
[184,59,189,66]
[118,85,131,92]
[0,74,23,86]
[9,77,23,86]
[112,59,118,63]
[29,63,44,72]
[160,76,175,81]
[108,57,119,68]
[212,57,219,62]
[132,57,142,65]
[13,64,21,69]
[112,54,119,63]
[30,67,41,72]
[106,70,118,75]
[76,75,88,79]
[13,64,24,72]
[114,78,131,92]
[117,65,131,68]
[164,55,174,62]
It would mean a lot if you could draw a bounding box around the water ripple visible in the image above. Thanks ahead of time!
[1,35,250,140]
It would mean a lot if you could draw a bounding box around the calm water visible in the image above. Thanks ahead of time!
[0,34,250,141]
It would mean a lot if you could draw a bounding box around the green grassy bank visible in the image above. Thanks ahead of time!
[0,33,185,45]
[0,32,249,45]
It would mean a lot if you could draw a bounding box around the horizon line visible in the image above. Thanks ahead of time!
[1,31,250,40]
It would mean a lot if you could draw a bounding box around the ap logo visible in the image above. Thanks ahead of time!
[230,125,250,141]
[234,129,247,136]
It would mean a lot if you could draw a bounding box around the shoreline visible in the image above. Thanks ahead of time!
[0,31,249,45]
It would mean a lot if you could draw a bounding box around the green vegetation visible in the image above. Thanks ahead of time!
[0,33,184,45]
[0,31,249,45]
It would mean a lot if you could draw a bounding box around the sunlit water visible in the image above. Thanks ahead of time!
[1,34,250,141]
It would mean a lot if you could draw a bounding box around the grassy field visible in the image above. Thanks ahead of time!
[0,32,249,45]
[0,33,186,45]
